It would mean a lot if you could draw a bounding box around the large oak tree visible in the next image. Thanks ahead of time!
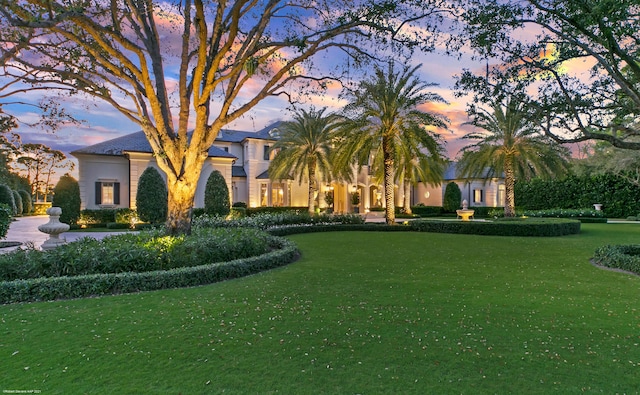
[0,0,452,234]
[456,0,640,149]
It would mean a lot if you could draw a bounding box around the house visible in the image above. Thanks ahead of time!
[413,162,506,208]
[71,123,505,212]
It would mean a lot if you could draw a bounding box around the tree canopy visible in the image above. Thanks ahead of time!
[0,0,453,234]
[456,0,640,149]
[456,94,570,217]
[268,107,340,214]
[335,63,448,224]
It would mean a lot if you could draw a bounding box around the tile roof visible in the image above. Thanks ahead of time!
[70,124,282,159]
[232,166,247,177]
[444,162,503,180]
[215,122,282,143]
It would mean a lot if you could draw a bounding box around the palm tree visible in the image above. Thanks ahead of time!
[395,126,446,214]
[335,63,448,224]
[457,95,570,217]
[268,107,339,214]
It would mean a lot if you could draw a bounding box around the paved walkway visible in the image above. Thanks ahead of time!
[2,216,125,253]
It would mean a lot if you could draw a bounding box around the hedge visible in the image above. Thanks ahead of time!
[408,218,581,237]
[593,244,640,275]
[406,206,444,217]
[515,174,640,218]
[0,236,298,304]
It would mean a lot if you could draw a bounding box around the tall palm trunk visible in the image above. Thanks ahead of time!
[383,135,396,225]
[504,155,516,217]
[307,157,317,215]
[403,179,412,215]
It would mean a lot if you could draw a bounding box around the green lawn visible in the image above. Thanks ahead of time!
[2,224,640,394]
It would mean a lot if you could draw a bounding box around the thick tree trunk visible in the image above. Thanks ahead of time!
[403,180,412,215]
[504,156,516,218]
[163,153,206,235]
[383,136,395,225]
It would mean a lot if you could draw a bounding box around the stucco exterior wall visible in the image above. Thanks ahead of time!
[75,154,130,210]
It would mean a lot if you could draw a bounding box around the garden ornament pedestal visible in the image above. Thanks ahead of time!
[456,199,475,221]
[38,207,70,250]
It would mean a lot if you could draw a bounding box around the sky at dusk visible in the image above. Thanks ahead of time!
[4,3,585,181]
[11,48,480,180]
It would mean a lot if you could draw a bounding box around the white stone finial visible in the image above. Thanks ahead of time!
[38,206,70,250]
[462,199,468,210]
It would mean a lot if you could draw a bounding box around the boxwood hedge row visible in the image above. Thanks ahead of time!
[0,236,298,304]
[408,218,581,237]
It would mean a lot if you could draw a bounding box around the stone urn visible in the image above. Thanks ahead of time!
[38,207,70,250]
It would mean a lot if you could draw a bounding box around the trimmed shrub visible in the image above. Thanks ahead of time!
[0,185,16,215]
[0,204,11,239]
[79,209,117,227]
[0,232,298,304]
[204,170,230,217]
[136,167,168,224]
[593,244,640,275]
[233,201,247,208]
[410,205,444,217]
[193,211,365,230]
[0,227,273,281]
[52,174,81,225]
[409,218,581,237]
[115,208,137,225]
[443,182,462,213]
[12,190,22,216]
[18,190,32,214]
[106,222,131,229]
[245,206,309,216]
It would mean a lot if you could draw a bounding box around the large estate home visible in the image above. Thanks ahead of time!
[71,122,505,213]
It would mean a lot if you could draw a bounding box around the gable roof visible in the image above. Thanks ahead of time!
[71,123,283,158]
[215,122,282,143]
[444,162,503,180]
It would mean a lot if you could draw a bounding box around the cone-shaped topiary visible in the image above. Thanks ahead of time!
[0,184,16,215]
[12,190,22,216]
[443,182,462,213]
[18,190,32,214]
[204,170,230,217]
[136,166,168,224]
[52,174,81,225]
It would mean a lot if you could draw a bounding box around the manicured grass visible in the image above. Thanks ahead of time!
[2,224,640,393]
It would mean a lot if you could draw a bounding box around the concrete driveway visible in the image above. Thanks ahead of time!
[2,215,127,252]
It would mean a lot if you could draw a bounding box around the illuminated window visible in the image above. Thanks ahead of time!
[271,183,285,206]
[95,181,120,206]
[473,189,483,203]
[260,183,268,206]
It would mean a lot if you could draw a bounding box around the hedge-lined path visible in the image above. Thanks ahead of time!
[2,215,126,253]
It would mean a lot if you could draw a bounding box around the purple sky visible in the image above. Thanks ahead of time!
[6,8,587,181]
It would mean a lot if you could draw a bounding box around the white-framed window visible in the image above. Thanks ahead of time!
[95,181,120,206]
[498,184,505,206]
